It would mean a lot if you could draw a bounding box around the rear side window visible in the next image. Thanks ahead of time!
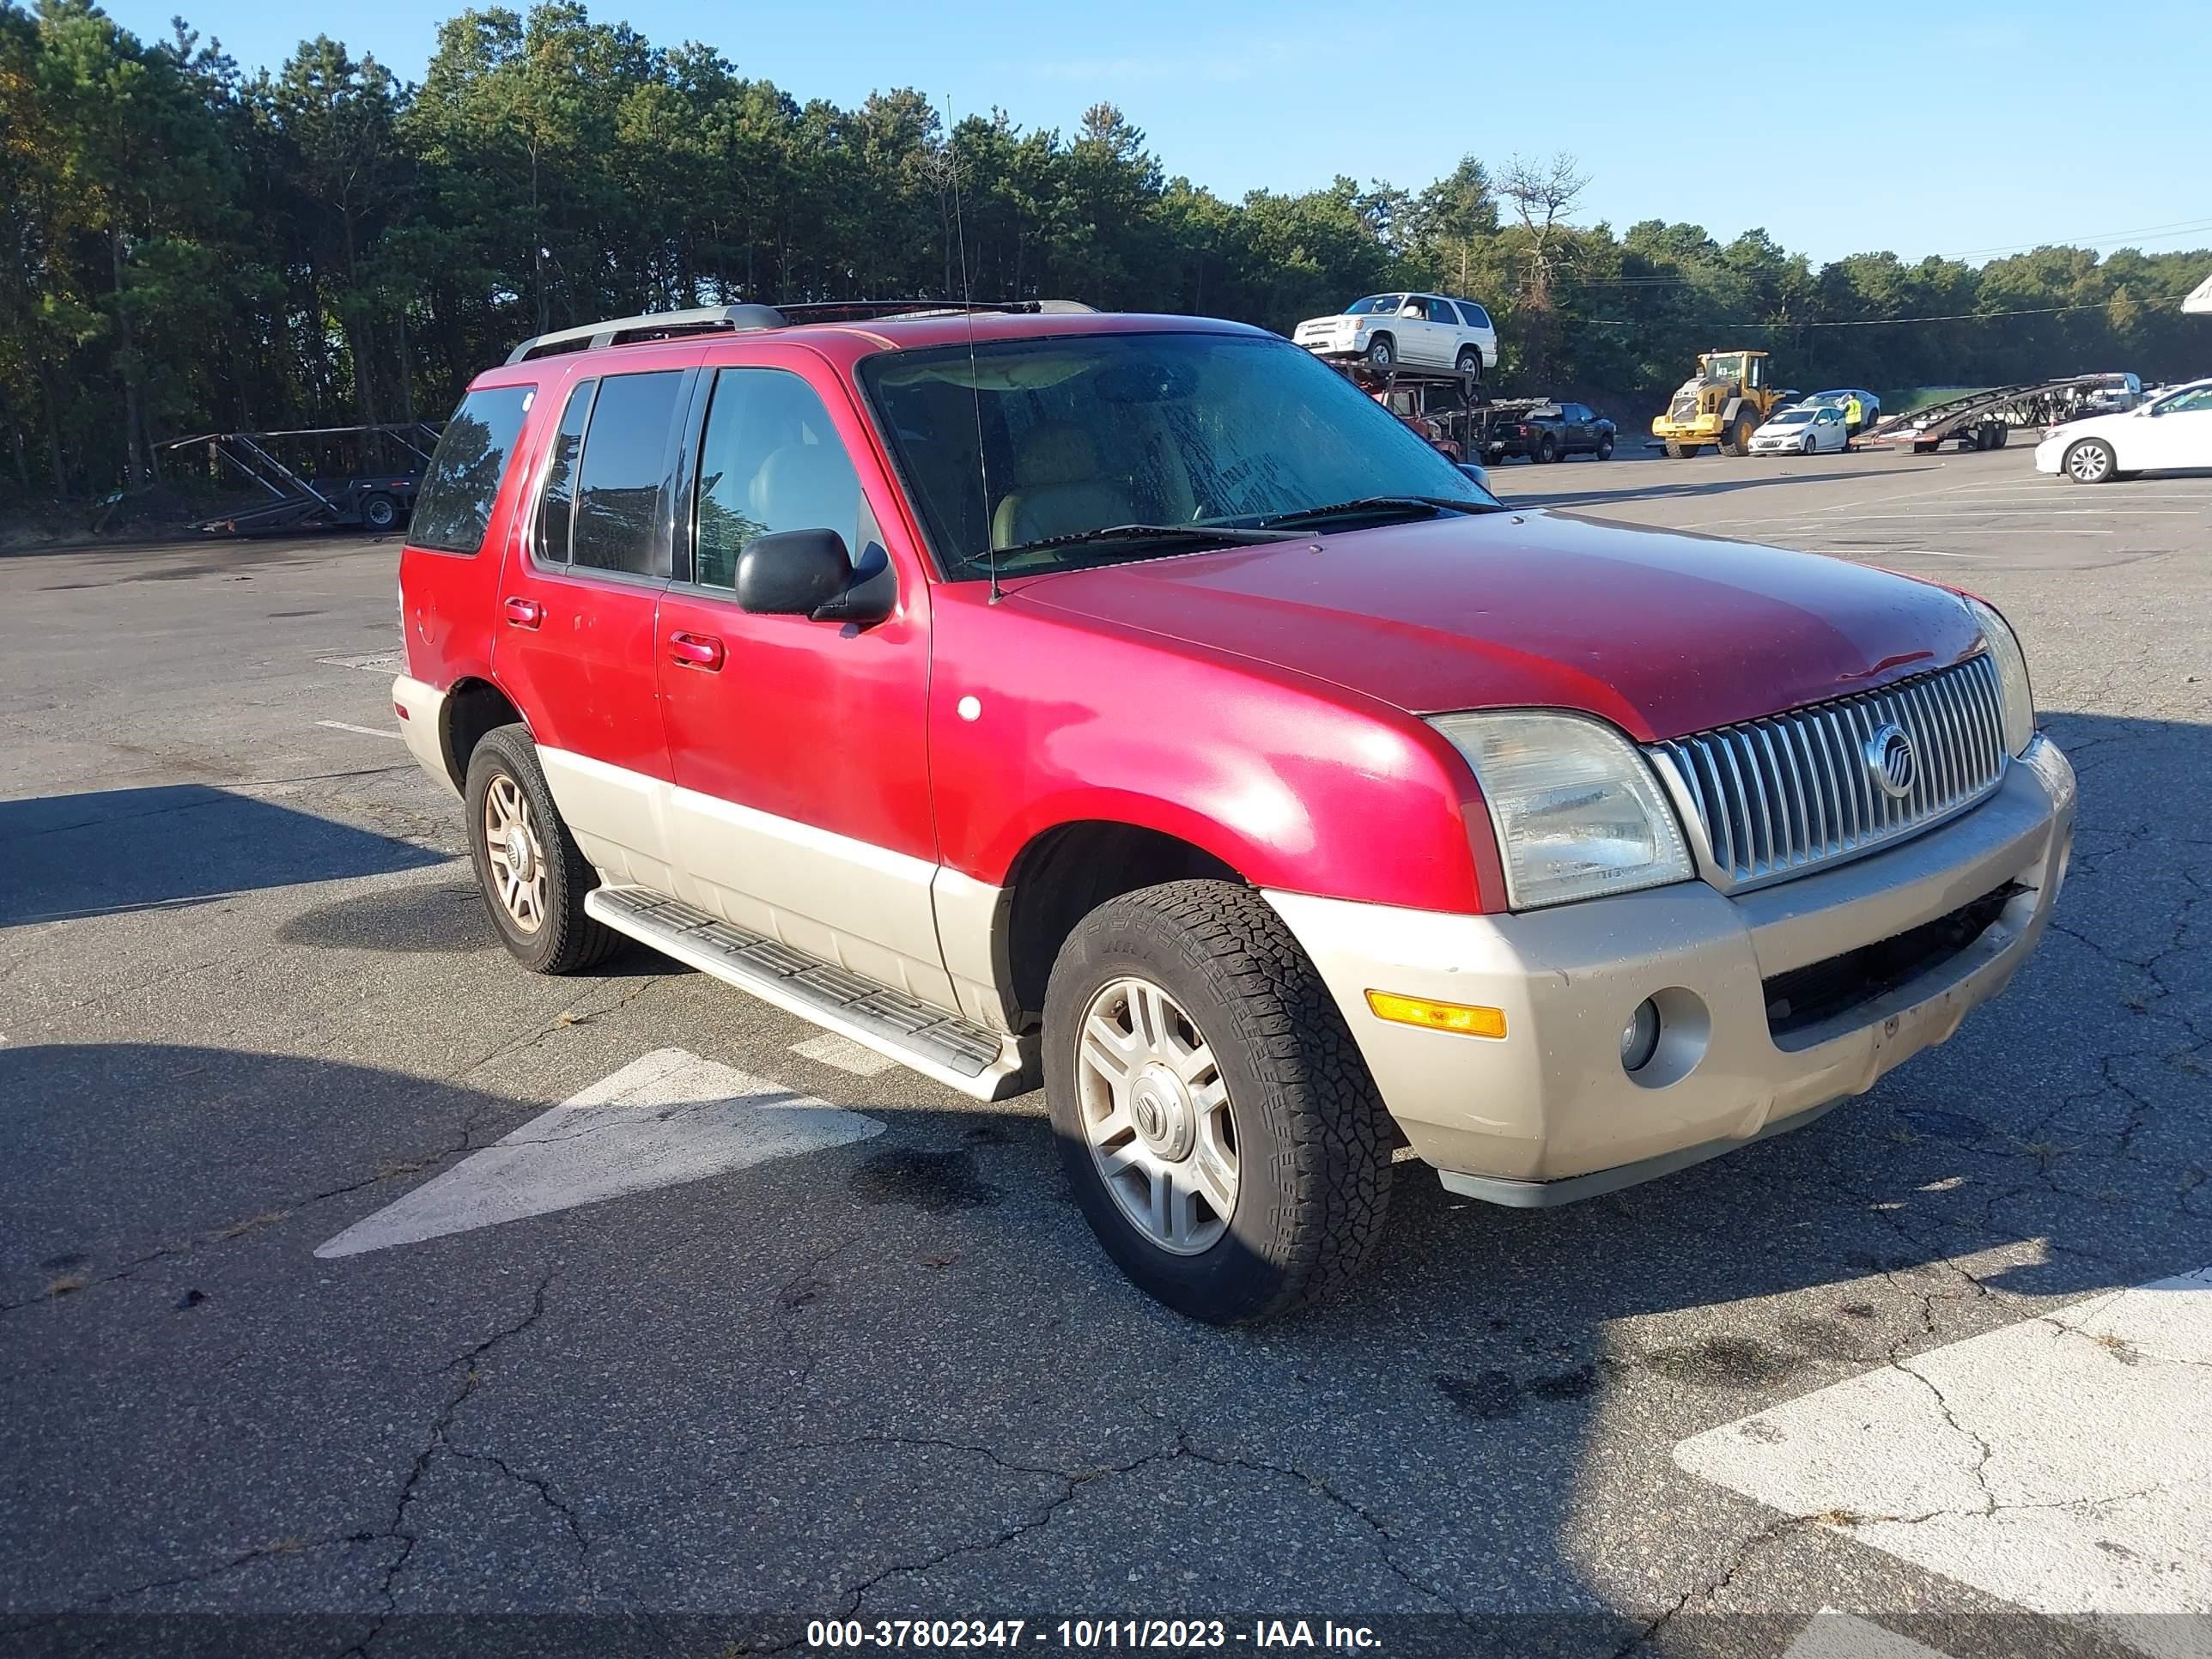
[571,370,685,577]
[409,385,533,554]
[534,379,596,564]
[1459,302,1492,330]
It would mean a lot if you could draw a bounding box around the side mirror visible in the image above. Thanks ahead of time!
[1456,461,1492,492]
[735,528,895,625]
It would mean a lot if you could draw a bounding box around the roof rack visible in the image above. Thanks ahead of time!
[504,297,1098,365]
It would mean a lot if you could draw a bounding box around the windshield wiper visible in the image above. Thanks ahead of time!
[962,522,1299,570]
[1249,495,1504,529]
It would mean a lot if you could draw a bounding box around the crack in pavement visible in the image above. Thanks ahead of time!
[347,1267,562,1656]
[781,1425,1481,1627]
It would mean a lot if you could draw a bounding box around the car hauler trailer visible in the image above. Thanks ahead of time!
[1856,376,2132,454]
[155,423,441,534]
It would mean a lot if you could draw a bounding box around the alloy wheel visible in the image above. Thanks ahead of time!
[1074,975,1238,1255]
[483,773,548,933]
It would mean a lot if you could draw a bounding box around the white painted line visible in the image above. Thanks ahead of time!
[1675,1266,2212,1654]
[790,1032,897,1078]
[314,1048,884,1257]
[1886,550,1993,561]
[1784,1612,1954,1659]
[316,720,405,740]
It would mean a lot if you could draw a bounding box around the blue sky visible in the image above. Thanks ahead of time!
[106,0,2212,268]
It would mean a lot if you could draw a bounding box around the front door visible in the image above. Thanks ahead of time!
[654,360,951,1008]
[494,357,697,890]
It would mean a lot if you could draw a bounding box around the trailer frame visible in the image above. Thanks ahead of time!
[155,422,443,535]
[1855,376,2128,454]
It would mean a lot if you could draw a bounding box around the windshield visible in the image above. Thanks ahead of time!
[1701,354,1747,383]
[1343,295,1403,315]
[861,331,1499,579]
[1767,409,1812,425]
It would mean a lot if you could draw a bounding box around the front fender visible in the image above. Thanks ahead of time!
[927,586,1501,913]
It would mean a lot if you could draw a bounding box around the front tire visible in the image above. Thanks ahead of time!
[1595,433,1614,461]
[464,724,623,974]
[2063,437,2117,484]
[1724,413,1759,456]
[1364,335,1395,372]
[1664,440,1698,459]
[1042,881,1392,1324]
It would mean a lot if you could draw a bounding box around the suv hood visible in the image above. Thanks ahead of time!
[1015,511,1982,743]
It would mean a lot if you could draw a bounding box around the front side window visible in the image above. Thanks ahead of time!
[571,369,685,577]
[410,385,534,554]
[2153,386,2212,415]
[692,368,864,589]
[862,331,1498,580]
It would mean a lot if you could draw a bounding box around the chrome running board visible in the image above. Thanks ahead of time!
[584,886,1034,1101]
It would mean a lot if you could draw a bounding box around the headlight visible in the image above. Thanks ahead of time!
[1428,711,1692,910]
[1964,597,2035,755]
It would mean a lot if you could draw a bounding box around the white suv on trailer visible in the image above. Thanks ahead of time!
[1294,294,1497,380]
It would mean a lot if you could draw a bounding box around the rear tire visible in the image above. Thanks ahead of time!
[361,491,399,532]
[465,724,623,974]
[1535,433,1559,464]
[2062,437,2116,484]
[1042,880,1393,1324]
[1454,347,1482,385]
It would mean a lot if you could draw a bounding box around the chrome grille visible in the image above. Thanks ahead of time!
[1669,394,1699,422]
[1650,655,2008,892]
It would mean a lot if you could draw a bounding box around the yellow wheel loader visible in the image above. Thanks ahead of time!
[1651,350,1784,457]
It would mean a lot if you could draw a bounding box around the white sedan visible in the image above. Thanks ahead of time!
[2036,377,2212,483]
[1749,404,1850,454]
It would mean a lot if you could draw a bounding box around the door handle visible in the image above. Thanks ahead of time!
[668,631,725,671]
[502,597,544,629]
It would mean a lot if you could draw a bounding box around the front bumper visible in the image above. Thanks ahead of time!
[1266,736,2075,1205]
[2033,437,2067,475]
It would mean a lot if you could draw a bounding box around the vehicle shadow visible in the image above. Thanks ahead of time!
[2,710,2203,1657]
[0,784,447,927]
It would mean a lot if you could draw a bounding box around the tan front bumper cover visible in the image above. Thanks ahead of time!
[1267,735,2075,1205]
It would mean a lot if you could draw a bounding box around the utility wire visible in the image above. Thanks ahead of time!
[1581,300,2127,329]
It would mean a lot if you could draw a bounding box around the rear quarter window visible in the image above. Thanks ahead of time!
[409,385,535,555]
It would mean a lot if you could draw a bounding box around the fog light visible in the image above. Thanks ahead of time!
[1620,999,1661,1073]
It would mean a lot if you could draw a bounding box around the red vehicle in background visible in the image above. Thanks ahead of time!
[394,301,2073,1322]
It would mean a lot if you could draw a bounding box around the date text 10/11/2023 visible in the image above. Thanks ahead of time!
[804,1619,1384,1650]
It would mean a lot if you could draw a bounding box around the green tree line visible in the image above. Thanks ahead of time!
[4,0,2206,501]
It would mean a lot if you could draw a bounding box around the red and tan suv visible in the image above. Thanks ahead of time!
[393,301,2075,1323]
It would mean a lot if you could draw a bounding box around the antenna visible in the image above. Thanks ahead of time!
[944,95,1000,605]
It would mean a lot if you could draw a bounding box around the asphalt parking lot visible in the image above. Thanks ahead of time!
[3,445,2208,1658]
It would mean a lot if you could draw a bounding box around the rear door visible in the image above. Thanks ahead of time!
[2135,386,2212,468]
[653,356,952,1008]
[1416,296,1458,365]
[494,355,698,890]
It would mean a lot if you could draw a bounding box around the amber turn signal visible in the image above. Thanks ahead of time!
[1364,990,1507,1040]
